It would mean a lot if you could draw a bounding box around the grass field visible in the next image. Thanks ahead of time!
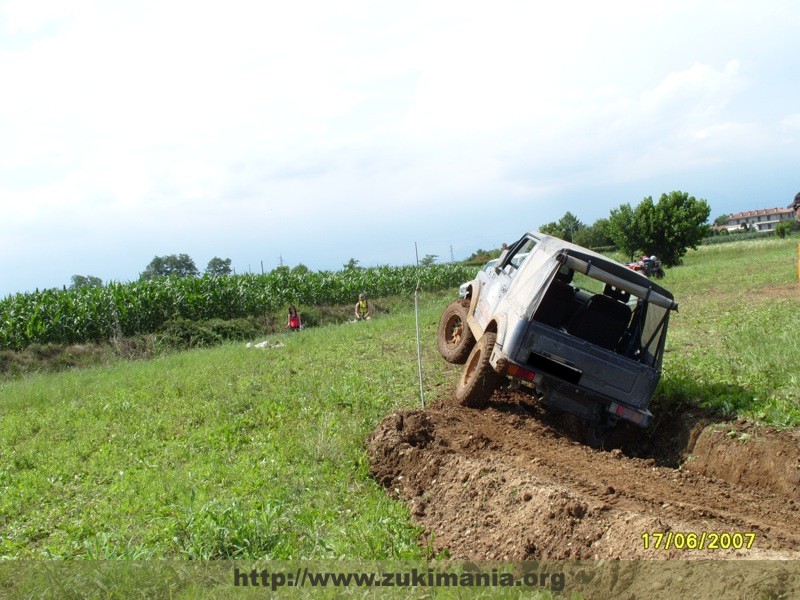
[0,237,798,560]
[0,297,458,560]
[656,238,800,427]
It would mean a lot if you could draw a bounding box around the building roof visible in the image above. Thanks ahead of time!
[728,207,794,221]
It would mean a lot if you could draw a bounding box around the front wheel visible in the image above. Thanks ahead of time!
[455,332,502,408]
[437,300,475,364]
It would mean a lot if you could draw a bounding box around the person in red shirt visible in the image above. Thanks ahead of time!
[286,305,302,331]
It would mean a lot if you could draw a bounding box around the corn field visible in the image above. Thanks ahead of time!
[0,264,477,350]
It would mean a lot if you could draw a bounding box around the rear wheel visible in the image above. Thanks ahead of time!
[585,426,609,449]
[437,300,475,364]
[585,415,616,449]
[455,332,501,408]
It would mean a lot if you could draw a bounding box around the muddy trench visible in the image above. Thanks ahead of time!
[367,390,800,562]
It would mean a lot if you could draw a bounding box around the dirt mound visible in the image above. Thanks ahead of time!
[367,391,800,561]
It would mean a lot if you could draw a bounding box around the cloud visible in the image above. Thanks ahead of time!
[1,0,799,295]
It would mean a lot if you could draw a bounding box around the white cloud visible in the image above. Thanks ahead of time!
[1,0,799,295]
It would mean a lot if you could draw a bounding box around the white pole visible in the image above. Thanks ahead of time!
[414,242,425,408]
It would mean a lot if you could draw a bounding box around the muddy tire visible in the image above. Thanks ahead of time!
[585,426,609,450]
[455,332,501,408]
[437,300,475,364]
[585,416,615,449]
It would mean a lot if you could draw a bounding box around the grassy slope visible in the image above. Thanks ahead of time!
[656,238,800,426]
[1,238,798,559]
[0,292,459,560]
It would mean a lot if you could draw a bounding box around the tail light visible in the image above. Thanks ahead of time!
[507,363,540,383]
[608,402,648,426]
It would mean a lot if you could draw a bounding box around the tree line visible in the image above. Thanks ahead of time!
[71,253,442,292]
[67,189,787,291]
[539,190,711,266]
[69,255,234,291]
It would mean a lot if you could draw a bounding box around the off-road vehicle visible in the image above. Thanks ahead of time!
[437,232,678,445]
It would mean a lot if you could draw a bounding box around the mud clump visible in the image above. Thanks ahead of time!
[367,392,800,561]
[367,410,439,493]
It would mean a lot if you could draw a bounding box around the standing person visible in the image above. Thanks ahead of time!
[354,293,372,321]
[286,305,302,331]
[790,192,800,220]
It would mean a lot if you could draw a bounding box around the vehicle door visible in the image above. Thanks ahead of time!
[474,236,539,331]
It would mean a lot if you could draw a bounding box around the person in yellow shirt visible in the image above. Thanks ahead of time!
[354,293,372,321]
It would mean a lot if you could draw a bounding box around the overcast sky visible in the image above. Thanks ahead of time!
[2,0,799,297]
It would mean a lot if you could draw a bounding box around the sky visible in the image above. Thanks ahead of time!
[2,0,799,297]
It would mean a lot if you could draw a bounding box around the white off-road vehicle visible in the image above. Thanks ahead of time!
[437,232,678,445]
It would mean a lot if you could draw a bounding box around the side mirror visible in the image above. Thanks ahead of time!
[495,249,509,274]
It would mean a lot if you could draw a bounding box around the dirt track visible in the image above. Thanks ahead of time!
[367,390,800,561]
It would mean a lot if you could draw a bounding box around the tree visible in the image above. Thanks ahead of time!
[713,214,731,226]
[419,254,438,267]
[465,248,501,264]
[69,274,103,290]
[539,221,560,237]
[139,254,199,280]
[572,218,613,249]
[607,192,709,266]
[607,203,642,262]
[539,212,585,242]
[205,257,232,277]
[292,263,310,275]
[559,211,585,242]
[637,191,710,266]
[343,258,360,270]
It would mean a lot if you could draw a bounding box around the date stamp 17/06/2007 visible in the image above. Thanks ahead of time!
[642,532,756,551]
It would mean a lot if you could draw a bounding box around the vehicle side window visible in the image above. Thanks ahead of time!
[502,238,538,277]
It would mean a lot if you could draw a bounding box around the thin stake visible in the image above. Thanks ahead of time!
[414,242,425,408]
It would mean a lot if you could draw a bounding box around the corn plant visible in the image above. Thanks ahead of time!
[0,264,478,350]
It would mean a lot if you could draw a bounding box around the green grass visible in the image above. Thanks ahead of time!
[1,238,799,564]
[0,291,460,560]
[654,237,800,426]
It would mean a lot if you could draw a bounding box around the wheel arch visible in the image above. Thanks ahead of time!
[486,315,507,346]
[466,280,482,316]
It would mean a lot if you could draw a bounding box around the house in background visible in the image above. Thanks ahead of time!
[722,207,795,233]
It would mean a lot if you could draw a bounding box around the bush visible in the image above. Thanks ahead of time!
[206,318,263,341]
[701,231,767,245]
[157,319,221,350]
[157,317,267,350]
[775,220,799,238]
